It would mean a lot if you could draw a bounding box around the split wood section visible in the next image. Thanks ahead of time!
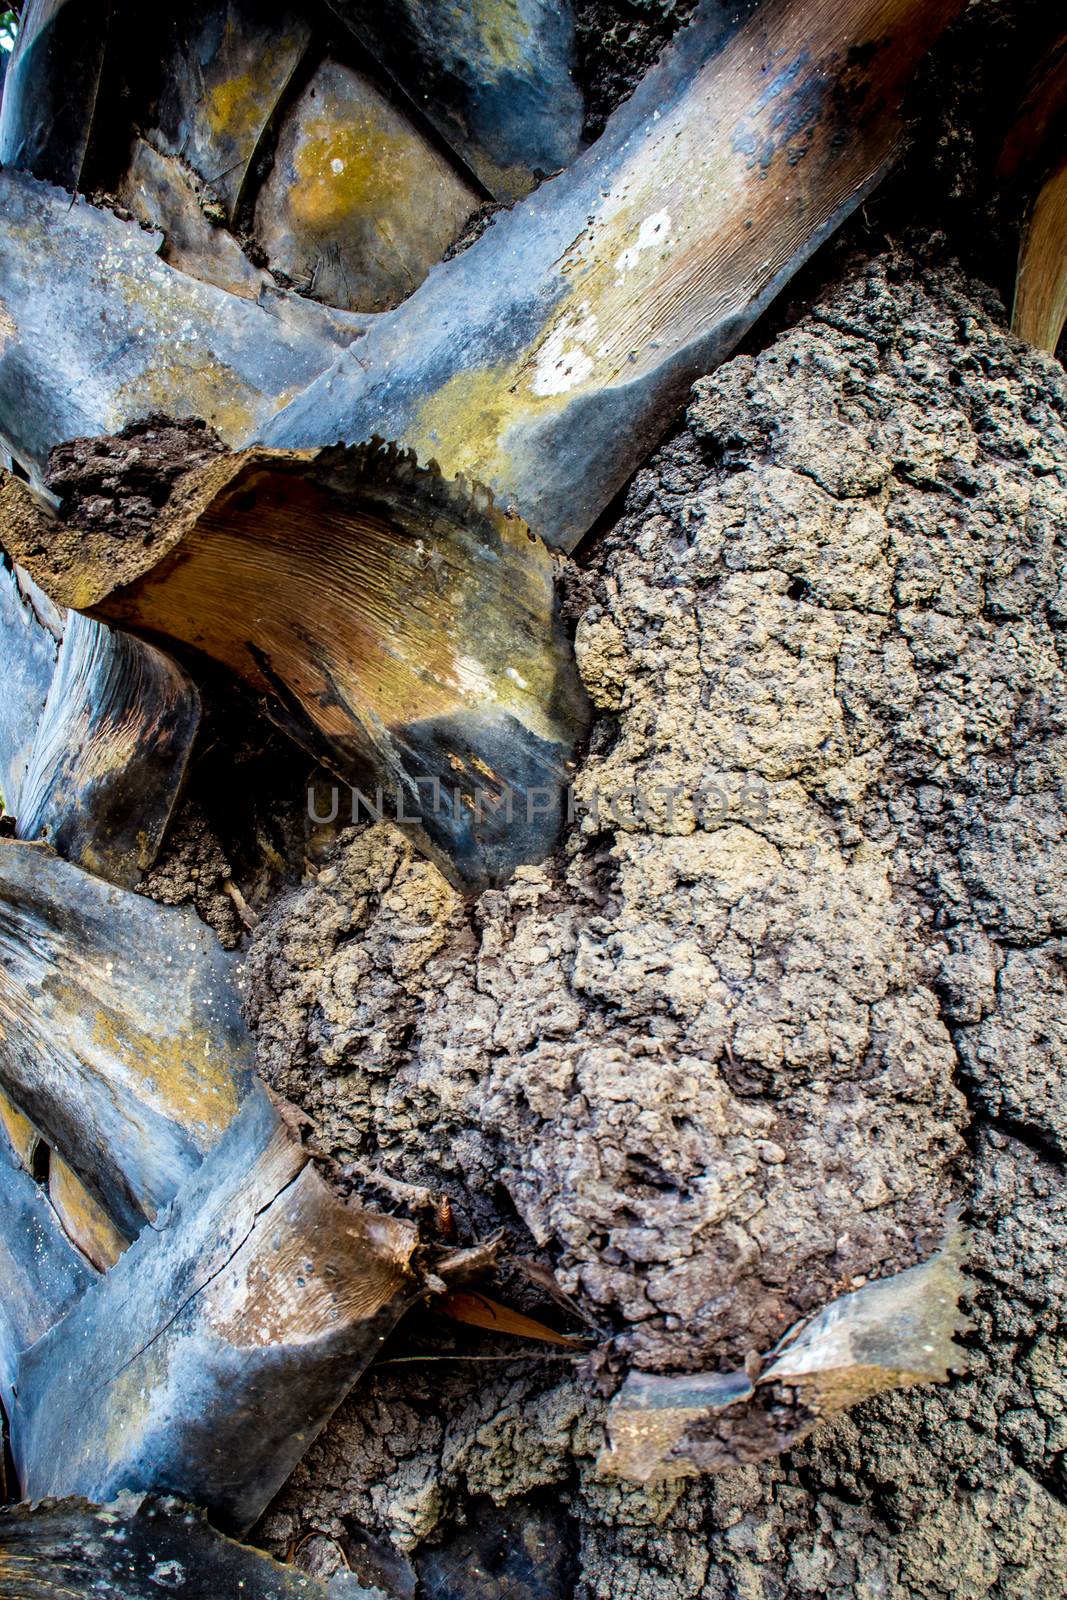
[1002,33,1067,353]
[0,1083,127,1271]
[11,1082,422,1533]
[1013,155,1067,355]
[1,443,589,889]
[13,611,201,887]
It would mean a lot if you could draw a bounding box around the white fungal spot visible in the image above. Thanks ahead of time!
[506,666,529,689]
[614,209,673,279]
[331,158,345,175]
[149,1561,186,1589]
[456,655,494,699]
[529,303,598,397]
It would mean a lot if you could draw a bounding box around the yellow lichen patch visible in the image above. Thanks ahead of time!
[0,1084,37,1167]
[0,297,16,351]
[99,1333,171,1472]
[203,67,262,147]
[48,1154,129,1270]
[104,260,294,445]
[467,0,534,77]
[254,60,478,312]
[114,353,260,453]
[289,116,410,231]
[157,13,313,217]
[407,362,527,492]
[88,1005,243,1151]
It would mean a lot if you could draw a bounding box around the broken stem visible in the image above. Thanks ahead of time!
[12,1082,422,1533]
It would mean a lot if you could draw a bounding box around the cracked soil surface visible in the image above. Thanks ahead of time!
[246,249,1066,1597]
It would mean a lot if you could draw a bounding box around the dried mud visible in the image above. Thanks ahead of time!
[246,250,1067,1594]
[46,413,224,540]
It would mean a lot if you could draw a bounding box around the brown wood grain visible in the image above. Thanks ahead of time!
[2,442,589,889]
[1013,154,1067,353]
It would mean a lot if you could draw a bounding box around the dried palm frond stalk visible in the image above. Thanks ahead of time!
[1,443,589,888]
[265,0,968,550]
[1000,32,1067,353]
[1013,156,1067,353]
[0,561,201,888]
[0,0,110,192]
[324,0,584,201]
[0,841,252,1241]
[0,168,362,486]
[12,1083,422,1533]
[0,563,60,814]
[12,613,200,887]
[138,0,315,231]
[0,0,965,535]
[0,0,578,308]
[39,1150,128,1272]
